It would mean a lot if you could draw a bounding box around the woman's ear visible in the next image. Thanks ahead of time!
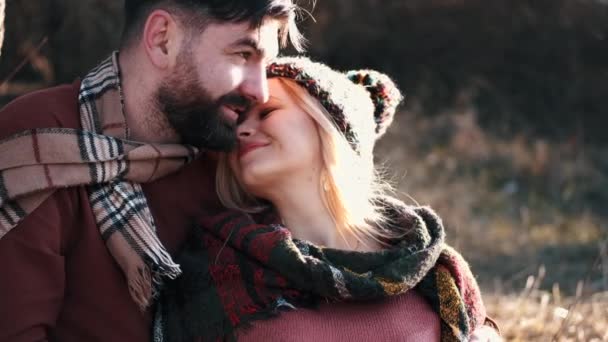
[141,9,183,70]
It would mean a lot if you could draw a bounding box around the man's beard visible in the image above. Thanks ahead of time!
[155,58,252,151]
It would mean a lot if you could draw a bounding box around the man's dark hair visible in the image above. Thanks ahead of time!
[122,0,305,52]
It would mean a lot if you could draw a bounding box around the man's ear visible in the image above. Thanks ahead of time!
[142,9,183,70]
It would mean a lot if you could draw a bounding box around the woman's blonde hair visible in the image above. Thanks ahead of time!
[216,77,397,246]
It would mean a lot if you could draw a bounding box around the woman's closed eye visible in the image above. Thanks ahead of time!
[236,107,276,125]
[259,108,276,119]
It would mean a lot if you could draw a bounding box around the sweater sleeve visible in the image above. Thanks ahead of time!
[0,189,76,341]
[0,83,81,341]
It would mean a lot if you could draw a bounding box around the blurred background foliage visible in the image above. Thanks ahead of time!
[1,1,607,339]
[2,0,607,143]
[306,0,608,143]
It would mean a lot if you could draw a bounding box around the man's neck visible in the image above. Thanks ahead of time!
[118,50,180,144]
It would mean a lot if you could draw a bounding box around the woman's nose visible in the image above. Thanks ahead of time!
[236,116,257,138]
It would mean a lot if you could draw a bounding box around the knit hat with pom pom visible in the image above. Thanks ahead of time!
[266,56,403,155]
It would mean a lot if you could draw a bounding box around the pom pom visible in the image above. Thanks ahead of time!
[347,70,403,137]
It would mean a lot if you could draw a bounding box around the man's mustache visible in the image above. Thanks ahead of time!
[218,93,253,115]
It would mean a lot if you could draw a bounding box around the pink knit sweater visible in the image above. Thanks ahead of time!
[237,290,441,341]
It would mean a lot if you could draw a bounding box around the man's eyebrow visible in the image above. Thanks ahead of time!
[230,37,265,56]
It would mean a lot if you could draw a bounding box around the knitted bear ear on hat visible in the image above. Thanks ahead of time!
[346,69,403,138]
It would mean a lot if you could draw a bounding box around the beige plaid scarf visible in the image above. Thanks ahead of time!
[0,52,197,309]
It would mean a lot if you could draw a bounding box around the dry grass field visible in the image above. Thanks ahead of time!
[376,107,608,340]
[485,290,608,341]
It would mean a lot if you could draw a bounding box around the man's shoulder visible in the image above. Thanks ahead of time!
[0,81,82,139]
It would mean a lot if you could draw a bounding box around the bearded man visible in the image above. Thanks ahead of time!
[0,1,304,341]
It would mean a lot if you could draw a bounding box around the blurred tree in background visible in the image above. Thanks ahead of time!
[0,0,122,96]
[0,0,5,56]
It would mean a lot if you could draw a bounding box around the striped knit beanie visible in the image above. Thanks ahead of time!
[267,56,403,155]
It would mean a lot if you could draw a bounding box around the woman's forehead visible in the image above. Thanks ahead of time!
[266,79,293,102]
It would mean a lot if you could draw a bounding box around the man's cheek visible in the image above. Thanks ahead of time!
[228,67,245,89]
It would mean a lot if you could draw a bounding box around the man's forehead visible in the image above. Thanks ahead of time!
[208,20,280,55]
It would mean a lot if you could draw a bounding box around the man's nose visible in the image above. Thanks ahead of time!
[240,63,269,104]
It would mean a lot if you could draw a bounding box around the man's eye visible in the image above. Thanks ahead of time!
[236,51,252,60]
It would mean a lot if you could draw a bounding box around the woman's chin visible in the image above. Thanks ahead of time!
[240,168,279,193]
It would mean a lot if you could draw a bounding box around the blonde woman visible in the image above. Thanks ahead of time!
[159,57,500,342]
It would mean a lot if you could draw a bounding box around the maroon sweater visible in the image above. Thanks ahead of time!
[0,82,222,341]
[238,291,440,341]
